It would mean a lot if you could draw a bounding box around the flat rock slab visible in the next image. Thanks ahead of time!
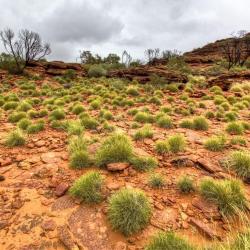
[196,158,222,173]
[189,218,221,240]
[68,206,112,250]
[107,162,129,171]
[51,195,76,211]
[41,152,62,164]
[58,225,79,250]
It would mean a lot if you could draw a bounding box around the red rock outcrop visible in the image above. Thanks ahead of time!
[108,65,188,83]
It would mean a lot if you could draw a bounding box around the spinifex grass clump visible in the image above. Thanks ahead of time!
[8,111,27,123]
[96,133,133,166]
[204,134,226,152]
[148,173,165,189]
[68,137,91,169]
[227,151,250,181]
[230,136,246,146]
[192,116,209,131]
[17,118,32,130]
[69,171,103,203]
[65,120,84,136]
[200,178,247,216]
[177,175,195,193]
[126,86,139,96]
[3,101,18,111]
[80,116,99,130]
[130,155,157,172]
[5,129,26,147]
[179,119,193,129]
[108,188,151,236]
[156,134,186,154]
[49,108,65,121]
[156,115,173,129]
[134,111,155,123]
[145,231,194,250]
[134,124,153,140]
[226,121,245,135]
[27,120,45,134]
[72,104,85,115]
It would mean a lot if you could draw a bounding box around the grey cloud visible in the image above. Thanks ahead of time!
[39,1,124,44]
[0,0,249,61]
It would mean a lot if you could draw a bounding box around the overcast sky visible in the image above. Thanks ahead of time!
[0,0,249,62]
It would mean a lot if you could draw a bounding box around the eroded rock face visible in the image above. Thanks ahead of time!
[27,60,86,77]
[108,65,188,84]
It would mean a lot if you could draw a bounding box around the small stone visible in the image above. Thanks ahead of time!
[107,182,121,190]
[0,175,5,181]
[41,219,56,231]
[55,183,69,197]
[114,241,127,250]
[1,158,12,166]
[107,162,129,171]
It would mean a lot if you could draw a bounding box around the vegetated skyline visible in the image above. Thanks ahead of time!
[0,0,249,62]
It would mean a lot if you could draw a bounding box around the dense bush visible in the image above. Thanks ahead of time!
[88,65,107,78]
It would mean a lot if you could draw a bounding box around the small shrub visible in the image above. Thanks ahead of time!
[192,116,209,131]
[96,133,133,166]
[5,129,26,147]
[145,231,194,250]
[200,178,247,215]
[204,135,226,152]
[108,188,151,236]
[177,176,195,193]
[148,173,165,189]
[226,122,245,135]
[130,156,157,172]
[88,65,107,78]
[69,171,103,203]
